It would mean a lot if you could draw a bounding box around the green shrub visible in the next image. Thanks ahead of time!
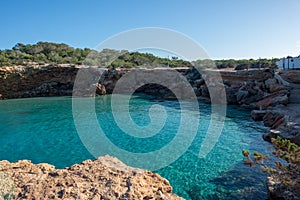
[242,137,300,188]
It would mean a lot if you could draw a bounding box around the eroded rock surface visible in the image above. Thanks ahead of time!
[186,68,290,108]
[0,65,78,99]
[249,77,300,200]
[0,155,182,200]
[0,66,291,108]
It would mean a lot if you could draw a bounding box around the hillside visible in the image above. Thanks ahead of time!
[0,42,277,69]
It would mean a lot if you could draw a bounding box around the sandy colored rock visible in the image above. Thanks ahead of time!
[279,70,300,84]
[0,155,182,200]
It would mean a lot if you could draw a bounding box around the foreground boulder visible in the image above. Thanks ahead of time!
[0,155,182,200]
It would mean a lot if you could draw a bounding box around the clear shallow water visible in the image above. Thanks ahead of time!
[0,96,273,199]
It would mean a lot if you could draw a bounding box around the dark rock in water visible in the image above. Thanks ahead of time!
[226,115,235,118]
[193,87,201,96]
[210,165,268,200]
[251,110,268,121]
[263,124,300,146]
[235,90,249,102]
[267,175,300,200]
[185,186,202,200]
[225,87,239,104]
[263,129,280,142]
[193,78,205,87]
[200,85,209,97]
[262,111,285,129]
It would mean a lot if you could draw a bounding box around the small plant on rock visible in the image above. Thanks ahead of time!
[242,136,300,197]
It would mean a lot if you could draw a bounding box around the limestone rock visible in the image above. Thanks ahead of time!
[256,90,289,110]
[279,70,300,84]
[0,65,78,99]
[0,155,183,200]
[265,78,288,93]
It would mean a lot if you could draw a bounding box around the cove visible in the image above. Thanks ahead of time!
[0,95,274,199]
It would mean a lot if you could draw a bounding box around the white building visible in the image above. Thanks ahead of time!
[276,55,300,70]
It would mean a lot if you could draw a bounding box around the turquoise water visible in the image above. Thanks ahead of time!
[0,95,273,199]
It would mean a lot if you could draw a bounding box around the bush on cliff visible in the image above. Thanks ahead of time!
[0,42,192,68]
[242,137,300,198]
[0,42,278,69]
[193,58,278,70]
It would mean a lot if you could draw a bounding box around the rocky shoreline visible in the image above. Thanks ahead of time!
[0,65,291,107]
[0,155,182,199]
[250,70,300,145]
[1,65,295,143]
[0,65,299,199]
[250,70,300,200]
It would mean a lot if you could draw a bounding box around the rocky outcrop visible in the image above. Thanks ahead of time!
[186,68,290,108]
[255,90,289,110]
[245,70,300,200]
[249,70,300,146]
[0,65,78,99]
[262,111,286,129]
[279,70,300,84]
[0,65,291,109]
[0,155,182,200]
[261,104,300,147]
[267,176,300,200]
[250,90,300,200]
[252,109,286,129]
[251,110,269,121]
[251,107,300,146]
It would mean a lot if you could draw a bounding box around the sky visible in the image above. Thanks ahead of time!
[0,0,300,59]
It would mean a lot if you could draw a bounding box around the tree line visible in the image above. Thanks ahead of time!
[0,42,278,69]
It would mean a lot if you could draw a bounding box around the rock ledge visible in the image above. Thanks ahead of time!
[0,155,183,200]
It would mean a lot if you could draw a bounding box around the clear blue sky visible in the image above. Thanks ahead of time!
[1,0,300,59]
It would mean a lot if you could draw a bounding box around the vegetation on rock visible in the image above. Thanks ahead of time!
[242,137,300,198]
[1,42,278,69]
[193,58,278,70]
[0,42,191,68]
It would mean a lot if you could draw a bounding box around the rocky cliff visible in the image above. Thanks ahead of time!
[0,65,290,110]
[0,155,182,200]
[186,68,290,109]
[0,65,78,99]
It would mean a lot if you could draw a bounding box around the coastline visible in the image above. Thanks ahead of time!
[250,71,300,199]
[0,65,299,199]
